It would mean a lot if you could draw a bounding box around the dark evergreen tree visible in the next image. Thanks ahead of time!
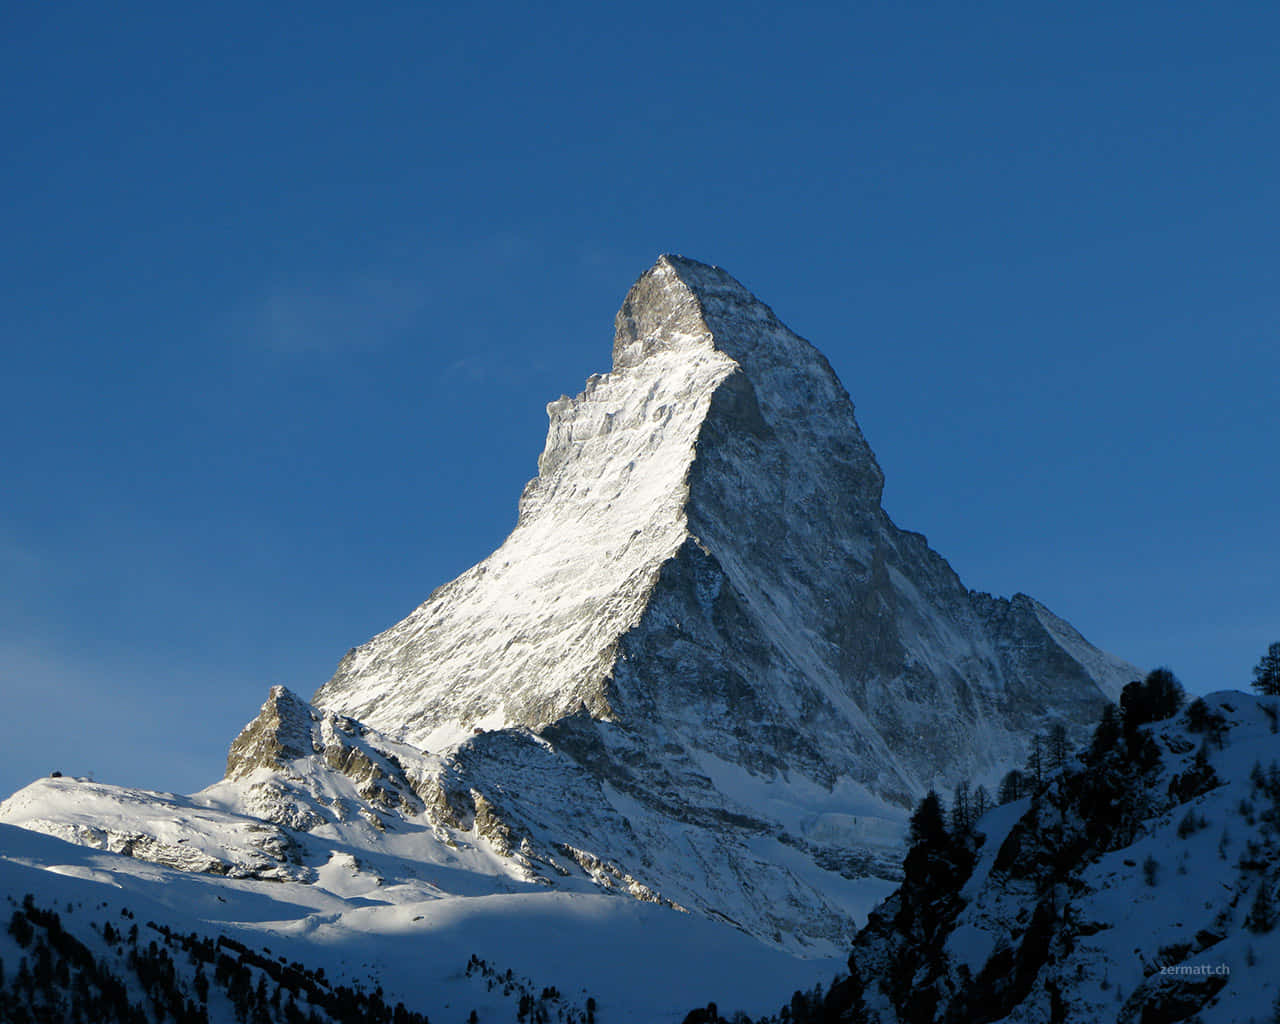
[1185,697,1211,732]
[8,911,33,948]
[1088,703,1122,761]
[971,784,991,824]
[909,790,948,848]
[1134,731,1163,773]
[998,769,1026,804]
[1117,670,1185,768]
[1247,882,1277,934]
[1144,667,1185,719]
[1047,723,1070,771]
[950,781,972,836]
[1252,642,1280,696]
[1026,734,1045,789]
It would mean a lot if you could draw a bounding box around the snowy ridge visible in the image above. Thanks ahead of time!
[317,264,744,741]
[1028,595,1135,701]
[2,685,898,958]
[0,778,311,882]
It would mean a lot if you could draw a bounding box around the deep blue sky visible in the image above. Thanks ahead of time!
[3,2,1277,798]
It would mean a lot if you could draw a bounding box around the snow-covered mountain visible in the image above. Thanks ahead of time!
[0,255,1143,1015]
[305,255,1136,948]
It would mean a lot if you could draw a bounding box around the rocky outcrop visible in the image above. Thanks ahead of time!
[225,685,321,779]
[226,685,429,819]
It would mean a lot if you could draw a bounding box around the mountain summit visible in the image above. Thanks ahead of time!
[315,255,1133,796]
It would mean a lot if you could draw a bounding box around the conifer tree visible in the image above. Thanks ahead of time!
[971,784,990,823]
[1026,734,1045,788]
[1048,723,1070,770]
[909,790,948,849]
[998,769,1025,804]
[1247,881,1276,934]
[1252,642,1280,697]
[1089,703,1122,761]
[950,781,971,836]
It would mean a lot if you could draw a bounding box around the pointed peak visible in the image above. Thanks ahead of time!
[225,686,319,780]
[612,255,783,371]
[653,254,759,304]
[611,256,713,371]
[264,683,307,707]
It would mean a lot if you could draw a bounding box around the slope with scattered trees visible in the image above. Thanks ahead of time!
[686,670,1280,1024]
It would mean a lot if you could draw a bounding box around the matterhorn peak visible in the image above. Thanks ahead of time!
[316,256,895,748]
[314,256,1132,793]
[300,256,1138,949]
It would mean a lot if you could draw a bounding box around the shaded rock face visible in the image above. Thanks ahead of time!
[314,256,1135,795]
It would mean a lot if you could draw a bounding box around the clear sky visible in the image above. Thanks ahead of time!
[2,2,1277,799]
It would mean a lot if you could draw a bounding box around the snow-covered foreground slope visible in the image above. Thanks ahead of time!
[0,777,313,882]
[0,686,873,1019]
[0,821,838,1022]
[13,690,1280,1022]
